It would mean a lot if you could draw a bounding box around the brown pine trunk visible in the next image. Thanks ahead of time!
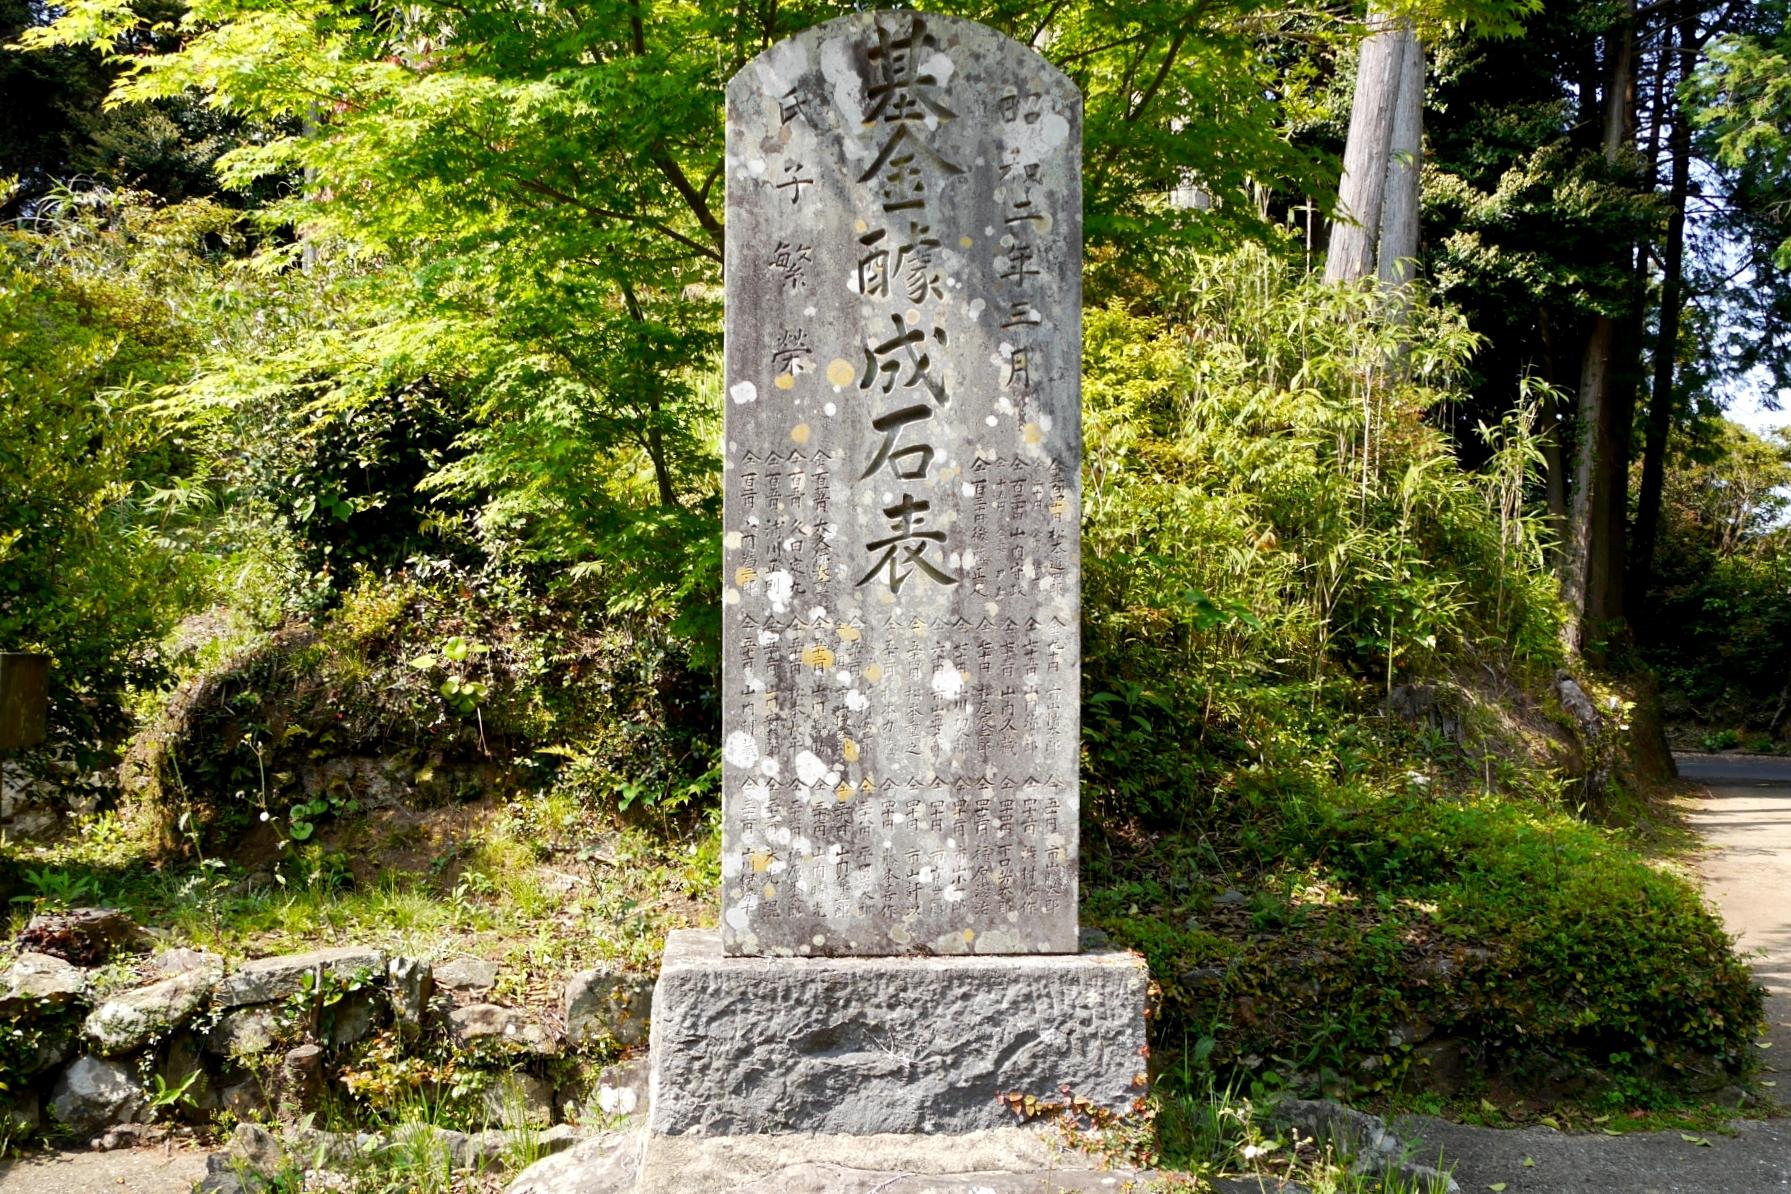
[1631,10,1699,619]
[1560,5,1637,651]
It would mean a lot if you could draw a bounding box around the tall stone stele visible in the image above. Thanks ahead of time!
[649,11,1150,1136]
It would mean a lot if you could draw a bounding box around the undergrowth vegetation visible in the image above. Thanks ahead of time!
[1,231,1765,1153]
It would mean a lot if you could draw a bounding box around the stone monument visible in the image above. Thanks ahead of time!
[649,11,1149,1136]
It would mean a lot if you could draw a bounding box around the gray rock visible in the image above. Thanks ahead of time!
[278,1043,326,1116]
[207,1006,281,1057]
[1214,888,1249,907]
[280,1125,363,1170]
[388,1121,466,1168]
[505,1131,641,1194]
[89,1122,167,1151]
[648,929,1149,1135]
[0,950,86,1013]
[216,1077,268,1120]
[1273,1098,1460,1194]
[198,1153,253,1194]
[563,964,653,1048]
[615,1129,1157,1194]
[481,1071,555,1128]
[434,957,499,996]
[2,1090,41,1135]
[719,10,1084,959]
[462,1124,586,1173]
[451,1003,556,1056]
[48,1055,144,1135]
[83,964,218,1054]
[231,1121,283,1174]
[388,955,432,1036]
[595,1058,649,1122]
[213,946,386,1008]
[157,1031,212,1115]
[326,988,383,1047]
[17,908,147,966]
[154,947,223,977]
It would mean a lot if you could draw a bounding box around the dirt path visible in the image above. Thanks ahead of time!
[1387,752,1791,1193]
[0,1144,208,1193]
[1678,752,1791,1086]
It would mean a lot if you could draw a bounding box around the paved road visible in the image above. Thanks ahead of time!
[1391,752,1791,1193]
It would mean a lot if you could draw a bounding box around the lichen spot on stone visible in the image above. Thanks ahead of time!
[775,373,796,391]
[825,358,855,387]
[789,421,810,444]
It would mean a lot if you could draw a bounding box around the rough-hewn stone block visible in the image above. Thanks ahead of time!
[647,930,1147,1135]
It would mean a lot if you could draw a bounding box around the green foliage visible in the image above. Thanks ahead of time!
[0,186,230,742]
[1695,12,1791,270]
[1077,249,1759,1097]
[1642,420,1791,741]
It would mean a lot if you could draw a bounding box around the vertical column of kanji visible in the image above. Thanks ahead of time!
[720,33,835,956]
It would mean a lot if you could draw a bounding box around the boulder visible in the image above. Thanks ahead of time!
[278,1043,327,1116]
[207,1006,281,1058]
[388,956,432,1037]
[48,1055,144,1135]
[463,1124,584,1173]
[0,950,86,1014]
[480,1071,555,1128]
[504,1131,642,1194]
[450,1003,556,1056]
[18,908,147,966]
[434,957,498,997]
[326,988,384,1048]
[154,947,223,978]
[594,1058,648,1122]
[84,965,218,1054]
[214,946,386,1008]
[563,964,654,1049]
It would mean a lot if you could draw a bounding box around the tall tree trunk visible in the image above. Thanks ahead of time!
[1561,6,1637,651]
[1630,10,1699,620]
[1326,6,1411,284]
[1377,22,1424,291]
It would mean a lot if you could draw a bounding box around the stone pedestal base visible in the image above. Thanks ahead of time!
[647,929,1150,1136]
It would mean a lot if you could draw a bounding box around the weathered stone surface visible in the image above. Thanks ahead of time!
[18,908,147,966]
[2,1090,41,1135]
[207,1006,281,1057]
[648,930,1146,1135]
[0,949,86,1012]
[278,1043,327,1116]
[48,1054,143,1135]
[434,956,499,996]
[154,947,224,977]
[388,955,432,1035]
[326,988,384,1047]
[84,964,218,1054]
[511,1127,1158,1194]
[596,1058,650,1121]
[451,1003,556,1055]
[564,964,654,1048]
[721,11,1083,956]
[213,945,386,1008]
[505,1131,644,1194]
[481,1071,555,1128]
